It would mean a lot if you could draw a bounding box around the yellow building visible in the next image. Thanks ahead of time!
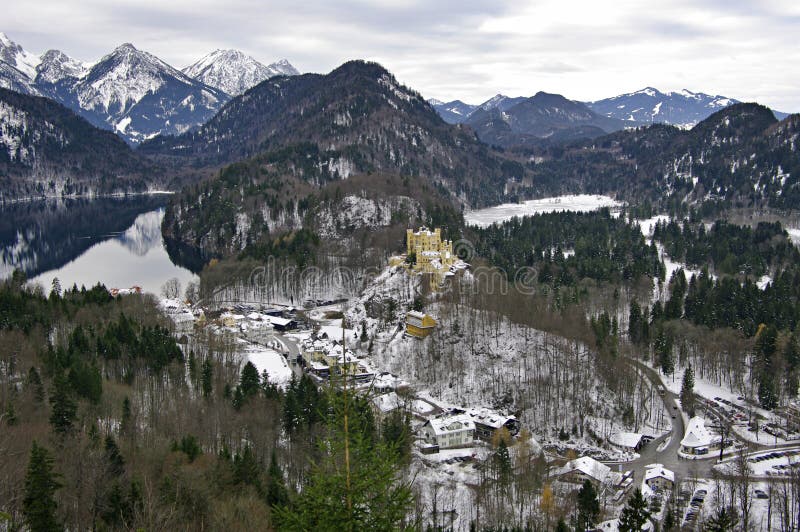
[406,227,455,274]
[406,311,437,338]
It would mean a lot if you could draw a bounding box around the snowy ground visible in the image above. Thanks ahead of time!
[243,343,294,388]
[464,194,623,227]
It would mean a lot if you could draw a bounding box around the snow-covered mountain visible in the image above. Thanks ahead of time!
[68,43,229,143]
[0,32,41,94]
[183,49,299,96]
[478,93,527,112]
[428,94,526,124]
[35,49,89,85]
[587,87,747,127]
[465,91,626,147]
[426,99,477,124]
[0,32,300,143]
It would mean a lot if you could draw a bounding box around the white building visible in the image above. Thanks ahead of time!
[552,456,613,486]
[643,463,675,491]
[422,414,475,449]
[680,416,721,456]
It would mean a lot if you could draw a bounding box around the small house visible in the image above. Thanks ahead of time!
[552,456,612,487]
[406,311,436,338]
[644,464,674,492]
[270,316,297,332]
[422,414,475,449]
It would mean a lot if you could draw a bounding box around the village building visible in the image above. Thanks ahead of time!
[371,392,403,418]
[270,316,297,332]
[680,416,721,456]
[551,456,614,487]
[406,310,437,338]
[422,414,476,449]
[466,407,520,441]
[300,338,373,383]
[608,431,647,452]
[643,464,675,492]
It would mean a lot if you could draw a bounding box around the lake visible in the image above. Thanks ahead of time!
[464,194,623,227]
[1,196,198,296]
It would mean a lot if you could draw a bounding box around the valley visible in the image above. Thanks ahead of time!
[1,19,800,532]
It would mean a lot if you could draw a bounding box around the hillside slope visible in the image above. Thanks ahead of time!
[0,88,155,199]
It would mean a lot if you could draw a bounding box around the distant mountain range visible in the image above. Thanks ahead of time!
[0,32,299,143]
[429,87,790,146]
[464,92,626,147]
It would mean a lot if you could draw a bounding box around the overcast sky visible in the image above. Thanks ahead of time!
[6,0,800,111]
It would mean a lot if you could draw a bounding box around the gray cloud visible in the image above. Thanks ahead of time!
[4,0,799,111]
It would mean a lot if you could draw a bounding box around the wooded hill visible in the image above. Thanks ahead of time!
[517,104,800,211]
[0,88,155,200]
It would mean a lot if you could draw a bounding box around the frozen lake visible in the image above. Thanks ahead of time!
[464,194,623,227]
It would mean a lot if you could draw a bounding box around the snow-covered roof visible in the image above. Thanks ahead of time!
[372,392,402,413]
[407,310,426,319]
[555,456,611,483]
[467,407,516,429]
[425,414,475,436]
[609,431,643,448]
[681,416,718,449]
[644,463,674,483]
[373,372,407,390]
[270,316,293,327]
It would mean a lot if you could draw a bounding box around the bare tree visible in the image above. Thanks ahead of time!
[161,278,182,300]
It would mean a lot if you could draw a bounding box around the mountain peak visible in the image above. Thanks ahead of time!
[115,42,138,52]
[0,31,41,80]
[35,49,88,84]
[182,49,299,96]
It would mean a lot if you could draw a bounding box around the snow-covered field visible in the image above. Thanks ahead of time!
[464,194,623,227]
[243,344,293,388]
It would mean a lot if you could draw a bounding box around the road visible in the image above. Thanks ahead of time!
[606,360,715,488]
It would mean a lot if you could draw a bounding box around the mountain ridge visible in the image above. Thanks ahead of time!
[0,32,300,143]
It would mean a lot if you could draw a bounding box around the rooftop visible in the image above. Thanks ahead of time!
[681,416,719,448]
[555,456,611,483]
[426,414,475,436]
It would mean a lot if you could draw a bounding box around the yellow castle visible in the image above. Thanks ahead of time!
[406,227,455,274]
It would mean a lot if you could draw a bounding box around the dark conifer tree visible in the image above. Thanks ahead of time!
[23,441,61,532]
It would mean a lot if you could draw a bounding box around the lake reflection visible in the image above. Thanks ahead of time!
[2,197,198,296]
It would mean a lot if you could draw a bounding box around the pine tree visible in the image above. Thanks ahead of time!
[493,439,513,489]
[266,450,288,507]
[23,441,61,532]
[618,488,650,531]
[680,363,695,416]
[4,400,17,426]
[663,505,676,531]
[239,361,260,399]
[628,301,643,345]
[28,367,44,402]
[576,479,600,530]
[785,334,800,398]
[704,506,737,531]
[233,445,262,489]
[104,435,125,477]
[201,358,213,398]
[274,383,413,530]
[655,328,674,375]
[49,372,76,435]
[554,518,569,532]
[756,324,779,409]
[120,397,131,435]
